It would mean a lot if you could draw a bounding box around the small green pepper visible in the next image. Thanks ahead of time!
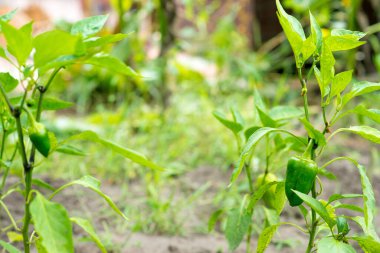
[285,156,318,206]
[336,216,350,236]
[29,122,50,157]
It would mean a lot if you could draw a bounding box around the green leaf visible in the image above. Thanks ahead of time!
[0,9,17,22]
[244,126,261,140]
[331,29,366,39]
[320,42,335,96]
[62,131,164,171]
[247,181,278,213]
[328,193,363,204]
[213,111,243,134]
[70,217,107,253]
[301,36,316,63]
[317,237,356,253]
[84,33,130,48]
[1,21,33,65]
[253,87,266,111]
[256,224,279,253]
[225,208,251,251]
[51,175,127,220]
[326,35,366,52]
[257,106,277,127]
[30,192,74,253]
[33,30,83,67]
[35,238,48,253]
[85,55,137,77]
[208,209,223,232]
[28,97,74,111]
[32,178,56,191]
[230,127,305,186]
[0,240,21,253]
[56,145,86,156]
[342,81,380,107]
[230,106,245,126]
[0,72,18,92]
[330,70,353,98]
[333,126,380,144]
[293,190,336,228]
[38,55,83,75]
[299,118,326,146]
[334,203,363,213]
[273,182,286,215]
[310,11,322,53]
[353,105,380,124]
[276,0,305,67]
[71,15,108,37]
[351,236,380,253]
[358,165,379,240]
[269,106,303,122]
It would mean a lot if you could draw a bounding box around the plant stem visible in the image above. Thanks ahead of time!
[297,68,310,121]
[297,67,319,253]
[14,109,32,253]
[306,182,317,253]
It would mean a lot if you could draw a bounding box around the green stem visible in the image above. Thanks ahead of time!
[14,110,31,253]
[297,66,319,253]
[322,107,329,134]
[22,169,32,253]
[297,67,310,121]
[0,84,14,113]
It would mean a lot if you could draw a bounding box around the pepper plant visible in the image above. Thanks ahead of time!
[0,11,163,253]
[216,1,380,252]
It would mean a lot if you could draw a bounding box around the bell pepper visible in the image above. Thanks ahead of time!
[29,122,50,157]
[285,156,318,206]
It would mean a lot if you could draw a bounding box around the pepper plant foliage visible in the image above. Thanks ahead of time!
[0,12,163,253]
[213,1,380,252]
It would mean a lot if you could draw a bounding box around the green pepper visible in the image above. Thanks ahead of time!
[29,122,50,157]
[285,156,318,206]
[336,216,350,236]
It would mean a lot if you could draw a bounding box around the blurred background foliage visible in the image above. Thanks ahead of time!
[1,0,380,238]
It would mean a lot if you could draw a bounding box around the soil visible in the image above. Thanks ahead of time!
[0,157,379,253]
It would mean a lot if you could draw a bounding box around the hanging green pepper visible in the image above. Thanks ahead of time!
[285,156,318,206]
[24,107,50,157]
[29,121,50,157]
[336,216,350,236]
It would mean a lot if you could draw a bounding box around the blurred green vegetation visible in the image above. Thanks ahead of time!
[16,0,379,237]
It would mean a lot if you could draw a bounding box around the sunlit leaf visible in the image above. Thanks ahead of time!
[62,131,164,171]
[0,240,21,253]
[293,190,336,228]
[225,208,251,251]
[317,237,356,253]
[1,21,33,65]
[213,111,243,134]
[231,128,305,186]
[30,192,74,253]
[70,217,107,253]
[0,72,18,92]
[34,30,83,67]
[310,11,322,53]
[85,55,137,77]
[330,70,353,98]
[50,175,127,220]
[256,224,279,253]
[71,15,108,37]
